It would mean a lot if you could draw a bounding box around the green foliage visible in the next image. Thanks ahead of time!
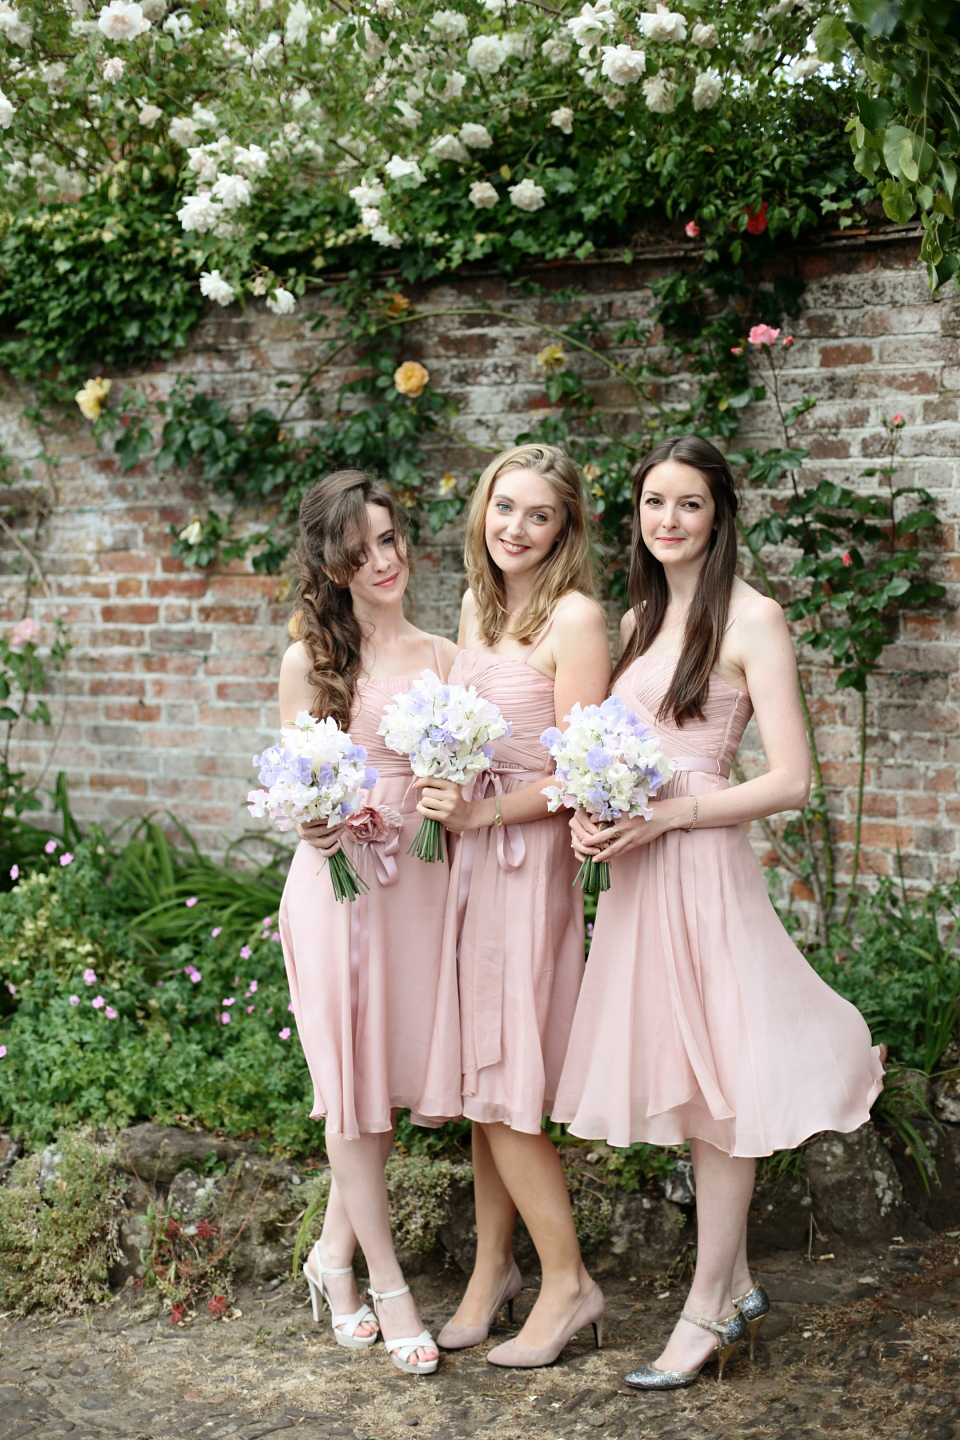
[821,0,960,288]
[0,621,70,828]
[143,1194,236,1313]
[809,875,960,1073]
[0,1130,123,1312]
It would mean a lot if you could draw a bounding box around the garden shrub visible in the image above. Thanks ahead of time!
[0,1129,123,1313]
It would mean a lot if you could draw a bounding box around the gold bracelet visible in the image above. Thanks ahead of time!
[492,797,504,829]
[686,795,698,832]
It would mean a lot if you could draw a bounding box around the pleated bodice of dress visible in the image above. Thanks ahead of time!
[613,653,753,783]
[448,648,558,776]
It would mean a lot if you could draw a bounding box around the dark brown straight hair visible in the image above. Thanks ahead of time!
[612,435,739,726]
[294,470,410,729]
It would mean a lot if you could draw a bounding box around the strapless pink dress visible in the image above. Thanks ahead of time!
[448,646,584,1135]
[278,658,462,1140]
[552,655,885,1157]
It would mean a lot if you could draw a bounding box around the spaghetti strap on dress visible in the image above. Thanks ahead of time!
[278,640,462,1140]
[445,619,584,1134]
[551,654,884,1157]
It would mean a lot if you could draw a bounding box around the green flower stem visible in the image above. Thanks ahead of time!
[326,847,369,903]
[575,856,611,896]
[407,816,446,863]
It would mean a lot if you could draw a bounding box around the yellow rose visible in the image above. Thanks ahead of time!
[583,462,602,482]
[75,376,112,421]
[535,343,566,373]
[178,517,203,547]
[439,472,457,496]
[393,361,429,398]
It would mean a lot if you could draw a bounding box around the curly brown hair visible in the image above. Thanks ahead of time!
[294,470,410,729]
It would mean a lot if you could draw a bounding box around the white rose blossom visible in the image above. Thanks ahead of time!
[360,207,383,228]
[212,172,253,208]
[0,4,33,45]
[394,99,422,128]
[642,72,677,112]
[459,121,492,149]
[162,11,191,39]
[138,103,162,126]
[468,180,498,207]
[187,145,219,183]
[360,20,386,61]
[371,223,403,248]
[349,179,387,207]
[638,5,688,43]
[0,86,13,129]
[551,106,574,134]
[199,270,236,306]
[266,287,296,314]
[428,8,468,42]
[601,44,646,85]
[508,177,546,211]
[429,69,466,101]
[319,22,338,44]
[97,0,151,40]
[691,21,719,48]
[284,0,310,45]
[431,133,470,164]
[102,55,126,81]
[502,31,532,60]
[742,30,773,52]
[483,0,506,12]
[604,89,626,109]
[250,31,282,70]
[566,1,614,47]
[692,67,722,109]
[176,191,224,232]
[139,0,166,19]
[169,116,199,145]
[541,35,572,65]
[790,54,823,80]
[43,61,68,91]
[234,143,270,175]
[385,154,425,185]
[466,34,506,73]
[192,106,217,129]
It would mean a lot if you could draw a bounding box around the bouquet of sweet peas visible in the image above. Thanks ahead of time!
[247,712,379,902]
[378,669,512,862]
[541,696,676,894]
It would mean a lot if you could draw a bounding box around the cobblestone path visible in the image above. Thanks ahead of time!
[1,1233,958,1440]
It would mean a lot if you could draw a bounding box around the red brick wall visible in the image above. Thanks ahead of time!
[0,234,956,883]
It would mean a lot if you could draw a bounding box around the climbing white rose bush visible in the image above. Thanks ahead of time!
[0,0,850,314]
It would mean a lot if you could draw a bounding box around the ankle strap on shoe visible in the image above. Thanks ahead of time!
[680,1311,737,1340]
[369,1284,411,1303]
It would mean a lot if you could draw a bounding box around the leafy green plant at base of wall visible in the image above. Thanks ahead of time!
[0,1130,123,1313]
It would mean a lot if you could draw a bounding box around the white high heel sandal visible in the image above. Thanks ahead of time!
[302,1243,379,1350]
[368,1284,439,1375]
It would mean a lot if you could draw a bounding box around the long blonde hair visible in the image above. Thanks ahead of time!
[464,443,598,646]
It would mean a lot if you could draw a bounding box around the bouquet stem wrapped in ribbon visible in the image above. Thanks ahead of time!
[378,670,512,863]
[541,697,675,895]
[247,713,379,902]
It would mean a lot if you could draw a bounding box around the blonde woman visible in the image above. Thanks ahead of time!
[416,444,612,1368]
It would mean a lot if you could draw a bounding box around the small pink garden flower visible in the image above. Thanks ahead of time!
[211,927,222,938]
[83,968,97,986]
[262,916,273,926]
[842,552,853,567]
[0,1046,6,1059]
[266,1007,273,1014]
[69,994,80,1006]
[6,982,15,995]
[684,221,700,238]
[271,932,280,943]
[287,1002,294,1012]
[892,413,904,426]
[247,980,258,994]
[60,853,74,866]
[279,1027,291,1040]
[246,1005,255,1013]
[782,335,794,347]
[730,345,744,356]
[105,1006,118,1019]
[44,839,58,854]
[185,896,198,907]
[10,617,39,649]
[221,1011,232,1024]
[747,324,780,347]
[240,945,252,960]
[222,997,235,1006]
[92,995,105,1009]
[9,865,18,881]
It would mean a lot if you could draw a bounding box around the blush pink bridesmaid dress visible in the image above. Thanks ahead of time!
[449,623,585,1135]
[278,640,462,1140]
[552,650,885,1157]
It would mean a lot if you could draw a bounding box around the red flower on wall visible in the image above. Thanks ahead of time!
[745,201,768,235]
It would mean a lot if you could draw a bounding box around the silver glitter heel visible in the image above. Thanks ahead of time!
[732,1283,770,1361]
[624,1309,746,1390]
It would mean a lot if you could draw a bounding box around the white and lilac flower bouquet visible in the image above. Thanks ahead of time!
[378,669,512,862]
[247,712,379,902]
[541,696,676,894]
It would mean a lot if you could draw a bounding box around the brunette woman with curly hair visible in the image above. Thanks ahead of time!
[277,470,460,1377]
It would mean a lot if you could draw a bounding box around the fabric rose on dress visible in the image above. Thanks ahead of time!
[394,361,430,397]
[347,805,404,844]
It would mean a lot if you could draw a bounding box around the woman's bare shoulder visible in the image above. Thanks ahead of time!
[280,640,312,677]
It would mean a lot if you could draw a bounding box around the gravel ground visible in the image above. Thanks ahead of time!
[1,1232,959,1440]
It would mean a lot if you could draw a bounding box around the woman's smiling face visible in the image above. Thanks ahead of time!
[346,503,409,609]
[638,460,716,571]
[484,467,567,579]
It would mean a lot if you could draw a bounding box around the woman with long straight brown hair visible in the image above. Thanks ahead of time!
[416,443,612,1368]
[277,470,461,1376]
[552,435,884,1389]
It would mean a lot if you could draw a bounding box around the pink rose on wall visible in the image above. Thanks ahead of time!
[748,324,780,347]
